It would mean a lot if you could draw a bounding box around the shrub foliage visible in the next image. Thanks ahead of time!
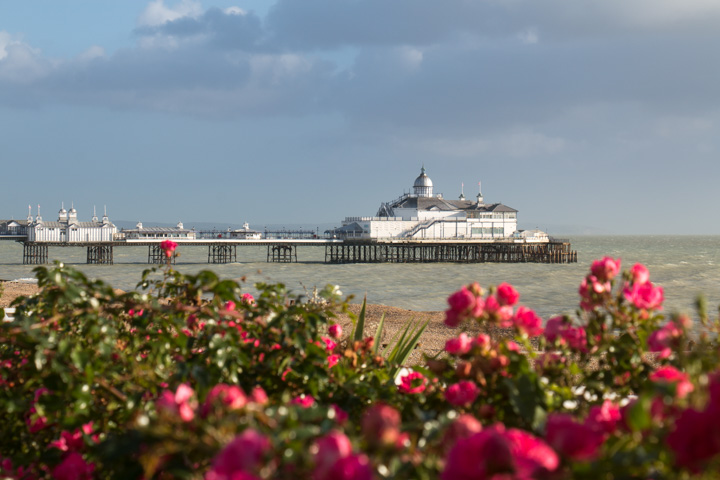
[1,253,720,479]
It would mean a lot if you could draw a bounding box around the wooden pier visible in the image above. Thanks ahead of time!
[325,240,577,264]
[12,238,577,265]
[267,244,297,263]
[208,245,237,264]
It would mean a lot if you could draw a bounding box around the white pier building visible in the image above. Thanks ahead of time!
[26,205,116,243]
[331,167,521,240]
[120,222,197,240]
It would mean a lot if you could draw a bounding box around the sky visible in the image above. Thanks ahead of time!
[1,0,720,234]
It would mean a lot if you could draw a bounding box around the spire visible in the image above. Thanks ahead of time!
[102,205,110,225]
[36,204,43,223]
[476,181,484,205]
[92,205,99,223]
[27,205,32,223]
[459,182,465,200]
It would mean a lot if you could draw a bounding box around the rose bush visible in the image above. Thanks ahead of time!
[1,255,719,479]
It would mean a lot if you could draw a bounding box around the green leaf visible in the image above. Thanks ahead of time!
[626,395,652,431]
[353,295,368,342]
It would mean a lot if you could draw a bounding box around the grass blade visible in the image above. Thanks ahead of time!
[353,295,368,342]
[372,313,385,355]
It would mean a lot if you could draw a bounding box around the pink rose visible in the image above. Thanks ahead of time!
[362,403,401,447]
[648,321,683,359]
[545,413,605,461]
[496,282,520,306]
[442,414,483,449]
[314,431,353,476]
[578,275,611,311]
[505,428,560,476]
[512,306,543,337]
[544,316,587,352]
[202,384,248,417]
[586,400,621,435]
[445,381,480,407]
[444,285,485,327]
[448,286,475,312]
[160,239,178,258]
[398,371,428,394]
[590,256,621,282]
[445,333,472,355]
[50,427,89,452]
[473,333,491,351]
[442,424,558,480]
[321,337,337,352]
[157,383,197,422]
[629,263,650,285]
[317,454,373,480]
[329,324,342,339]
[292,395,316,408]
[667,407,720,472]
[241,293,255,304]
[250,386,268,405]
[331,404,349,424]
[328,354,340,368]
[444,309,462,327]
[650,366,694,398]
[623,281,664,310]
[52,452,95,480]
[206,429,270,479]
[484,295,514,327]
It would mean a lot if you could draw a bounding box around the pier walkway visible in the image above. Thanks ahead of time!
[0,236,577,265]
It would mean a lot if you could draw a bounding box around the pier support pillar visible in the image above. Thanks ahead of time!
[148,245,175,264]
[208,245,236,264]
[23,243,48,265]
[267,244,297,263]
[87,245,113,264]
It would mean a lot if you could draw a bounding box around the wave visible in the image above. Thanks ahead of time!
[11,278,38,283]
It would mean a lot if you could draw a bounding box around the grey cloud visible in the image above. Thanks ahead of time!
[135,7,268,51]
[1,1,720,130]
[265,0,720,50]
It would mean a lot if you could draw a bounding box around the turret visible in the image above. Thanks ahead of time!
[68,202,78,225]
[58,202,68,222]
[413,166,433,198]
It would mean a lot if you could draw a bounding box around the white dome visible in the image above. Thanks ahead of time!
[413,167,433,188]
[412,166,434,197]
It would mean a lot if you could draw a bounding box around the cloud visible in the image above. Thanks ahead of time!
[2,0,720,134]
[0,31,48,82]
[138,0,203,27]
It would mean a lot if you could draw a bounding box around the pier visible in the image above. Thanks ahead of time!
[324,239,576,264]
[5,237,576,265]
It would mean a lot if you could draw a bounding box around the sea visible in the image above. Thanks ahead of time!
[0,236,718,324]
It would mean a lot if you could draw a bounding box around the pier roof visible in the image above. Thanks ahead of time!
[386,196,517,213]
